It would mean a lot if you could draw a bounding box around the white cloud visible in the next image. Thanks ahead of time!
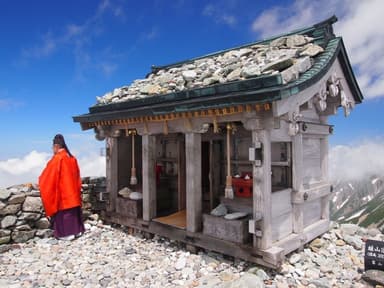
[0,97,24,111]
[0,133,106,188]
[0,151,50,188]
[251,0,384,99]
[329,139,384,181]
[202,3,237,27]
[21,32,57,59]
[0,150,106,189]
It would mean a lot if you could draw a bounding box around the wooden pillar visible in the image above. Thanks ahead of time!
[252,129,272,250]
[186,132,202,233]
[106,137,118,212]
[178,139,186,211]
[142,134,156,221]
[292,134,304,233]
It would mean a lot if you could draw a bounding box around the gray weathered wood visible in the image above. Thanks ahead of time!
[302,219,330,242]
[291,183,331,203]
[252,129,272,250]
[271,233,301,256]
[300,122,331,136]
[320,136,328,182]
[186,132,202,232]
[178,139,186,211]
[106,137,118,212]
[303,199,321,227]
[142,134,156,221]
[271,189,292,217]
[271,211,292,242]
[271,122,291,142]
[292,134,303,192]
[292,133,303,234]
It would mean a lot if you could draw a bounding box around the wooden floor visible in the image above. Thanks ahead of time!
[153,210,186,229]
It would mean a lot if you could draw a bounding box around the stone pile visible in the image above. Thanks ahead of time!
[0,221,383,287]
[0,183,50,244]
[96,34,323,105]
[0,177,106,245]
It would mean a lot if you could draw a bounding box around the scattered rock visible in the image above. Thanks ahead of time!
[362,270,384,286]
[22,196,42,212]
[118,187,131,198]
[8,194,26,204]
[224,212,248,220]
[11,230,35,243]
[1,215,17,228]
[129,192,143,200]
[0,189,11,201]
[210,204,228,217]
[96,33,321,105]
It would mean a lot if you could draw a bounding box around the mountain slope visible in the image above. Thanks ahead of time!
[330,175,384,230]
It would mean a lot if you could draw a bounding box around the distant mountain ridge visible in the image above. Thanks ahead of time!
[330,175,384,231]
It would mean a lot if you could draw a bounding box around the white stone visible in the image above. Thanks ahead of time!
[129,192,143,200]
[0,189,11,201]
[224,212,248,220]
[210,204,227,216]
[118,187,131,198]
[182,70,197,81]
[300,43,324,57]
[1,215,17,228]
[175,257,186,270]
[22,196,42,212]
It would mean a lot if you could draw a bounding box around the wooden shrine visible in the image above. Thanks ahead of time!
[74,16,363,268]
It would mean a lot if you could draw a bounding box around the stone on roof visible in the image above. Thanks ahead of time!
[96,34,324,106]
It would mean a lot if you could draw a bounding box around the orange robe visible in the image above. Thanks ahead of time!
[39,149,82,217]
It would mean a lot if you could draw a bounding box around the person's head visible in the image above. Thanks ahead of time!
[52,134,73,157]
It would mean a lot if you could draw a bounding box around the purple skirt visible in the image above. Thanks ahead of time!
[52,206,85,238]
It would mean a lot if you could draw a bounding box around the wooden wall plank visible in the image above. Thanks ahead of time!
[271,189,292,217]
[303,199,321,227]
[271,211,292,242]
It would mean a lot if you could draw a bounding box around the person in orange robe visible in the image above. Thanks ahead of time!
[39,134,85,240]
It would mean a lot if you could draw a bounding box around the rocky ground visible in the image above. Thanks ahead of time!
[0,217,383,288]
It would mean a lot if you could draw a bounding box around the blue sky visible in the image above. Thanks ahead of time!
[1,0,384,187]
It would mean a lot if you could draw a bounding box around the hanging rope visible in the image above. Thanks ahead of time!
[225,123,234,199]
[130,129,138,185]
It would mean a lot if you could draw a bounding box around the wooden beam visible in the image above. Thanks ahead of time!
[271,233,301,255]
[185,132,202,233]
[106,137,118,212]
[252,129,272,250]
[142,134,156,221]
[302,219,330,242]
[300,122,332,136]
[291,183,331,204]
